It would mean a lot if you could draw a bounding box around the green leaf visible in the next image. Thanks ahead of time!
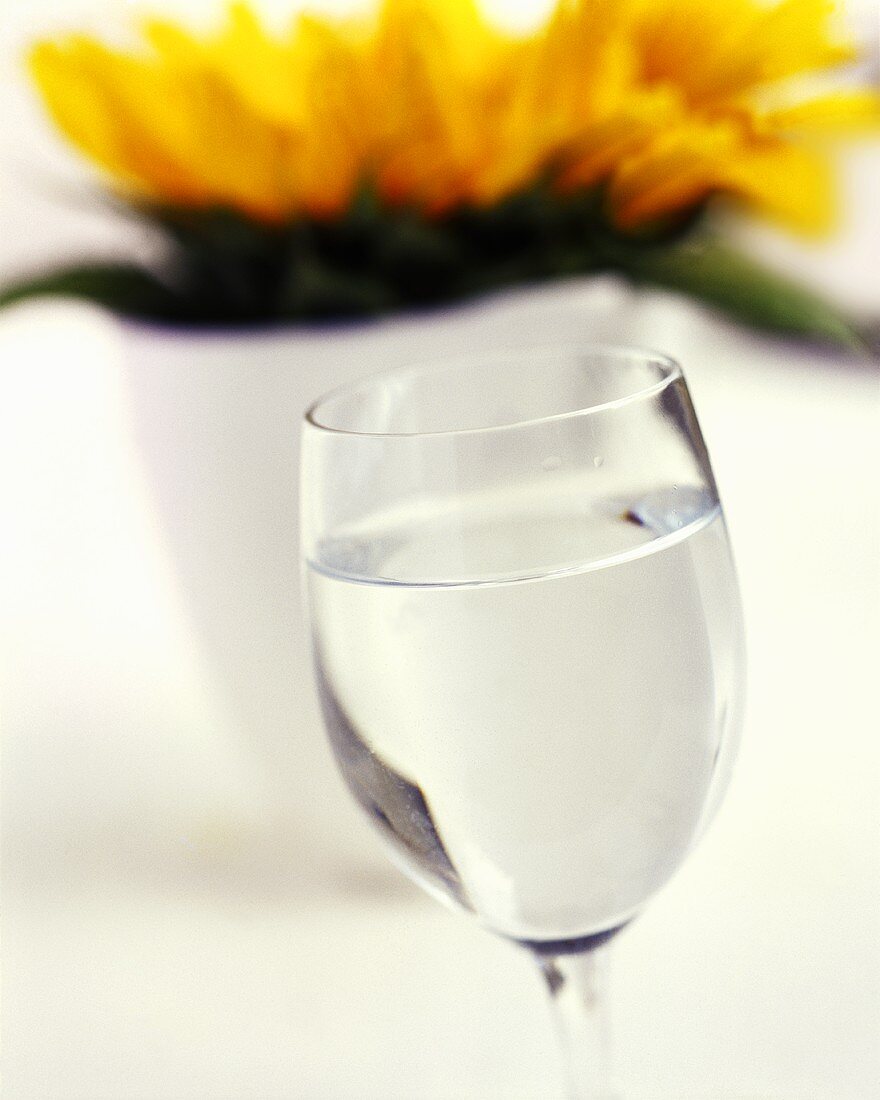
[610,239,872,355]
[0,263,182,322]
[3,197,874,353]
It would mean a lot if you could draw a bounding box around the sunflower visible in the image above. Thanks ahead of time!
[6,0,878,342]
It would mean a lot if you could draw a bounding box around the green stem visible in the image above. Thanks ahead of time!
[609,239,872,355]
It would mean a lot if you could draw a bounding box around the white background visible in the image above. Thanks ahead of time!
[2,3,879,1098]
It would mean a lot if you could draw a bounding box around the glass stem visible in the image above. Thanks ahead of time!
[537,946,619,1100]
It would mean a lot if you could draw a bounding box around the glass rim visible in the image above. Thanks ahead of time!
[304,342,683,440]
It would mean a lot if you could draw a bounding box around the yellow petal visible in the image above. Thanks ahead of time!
[557,88,683,192]
[633,0,855,106]
[609,122,741,227]
[609,119,834,234]
[30,42,124,180]
[369,0,507,209]
[142,17,203,60]
[725,143,833,232]
[27,0,873,233]
[764,90,880,133]
[31,38,213,205]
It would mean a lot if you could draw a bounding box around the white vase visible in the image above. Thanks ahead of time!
[119,277,690,886]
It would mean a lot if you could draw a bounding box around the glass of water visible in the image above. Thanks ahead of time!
[301,345,745,1098]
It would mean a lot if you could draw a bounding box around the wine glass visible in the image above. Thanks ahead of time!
[300,344,744,1098]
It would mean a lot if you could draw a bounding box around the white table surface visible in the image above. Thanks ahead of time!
[2,290,879,1100]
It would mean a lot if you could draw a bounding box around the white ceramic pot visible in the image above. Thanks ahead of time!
[120,277,687,885]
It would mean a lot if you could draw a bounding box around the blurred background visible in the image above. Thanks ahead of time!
[2,2,879,1098]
